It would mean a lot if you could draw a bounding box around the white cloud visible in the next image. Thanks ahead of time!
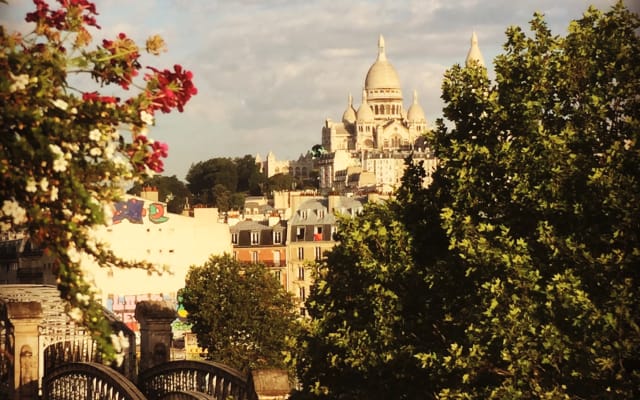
[1,0,620,180]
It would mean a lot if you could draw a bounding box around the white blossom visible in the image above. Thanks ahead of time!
[68,307,84,323]
[26,178,37,193]
[51,98,68,110]
[9,72,30,92]
[75,292,91,305]
[53,158,68,172]
[103,203,114,225]
[90,147,102,157]
[67,244,81,264]
[2,199,27,225]
[110,330,130,367]
[140,110,154,125]
[104,141,117,159]
[50,186,59,201]
[49,143,63,156]
[89,129,102,141]
[39,177,49,191]
[624,139,633,150]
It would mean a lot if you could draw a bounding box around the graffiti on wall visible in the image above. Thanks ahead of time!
[113,198,169,224]
[106,293,177,331]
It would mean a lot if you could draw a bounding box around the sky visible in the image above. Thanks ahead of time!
[3,0,636,181]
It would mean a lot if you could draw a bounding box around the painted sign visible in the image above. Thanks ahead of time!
[106,293,176,331]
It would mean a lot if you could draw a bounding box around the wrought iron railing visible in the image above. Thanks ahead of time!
[138,360,257,400]
[42,361,146,400]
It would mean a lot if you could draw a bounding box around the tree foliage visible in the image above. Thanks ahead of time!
[186,155,265,207]
[180,255,299,372]
[235,154,265,195]
[0,0,196,360]
[294,3,640,398]
[128,175,190,214]
[186,158,238,205]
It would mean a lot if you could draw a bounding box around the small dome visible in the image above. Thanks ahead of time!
[356,89,374,122]
[465,32,485,67]
[407,90,426,122]
[365,35,401,90]
[342,93,356,124]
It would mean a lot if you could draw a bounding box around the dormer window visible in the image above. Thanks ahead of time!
[317,209,325,218]
[273,231,282,244]
[231,233,238,245]
[300,210,308,219]
[251,231,260,245]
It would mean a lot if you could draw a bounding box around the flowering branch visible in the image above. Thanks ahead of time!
[0,0,196,362]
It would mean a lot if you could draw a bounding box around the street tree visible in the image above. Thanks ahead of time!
[180,255,299,372]
[293,2,640,399]
[433,3,640,398]
[0,0,196,359]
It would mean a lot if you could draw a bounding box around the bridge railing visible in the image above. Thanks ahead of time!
[42,361,146,400]
[138,360,258,400]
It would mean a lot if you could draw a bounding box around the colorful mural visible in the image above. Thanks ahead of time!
[113,198,169,224]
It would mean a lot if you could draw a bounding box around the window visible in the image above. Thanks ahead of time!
[273,250,281,267]
[251,251,258,263]
[315,246,322,261]
[317,209,325,218]
[251,231,259,245]
[313,226,323,241]
[273,231,282,244]
[231,233,238,244]
[299,286,306,301]
[274,270,281,282]
[296,227,305,240]
[298,266,305,280]
[233,251,238,260]
[297,247,304,261]
[300,308,306,317]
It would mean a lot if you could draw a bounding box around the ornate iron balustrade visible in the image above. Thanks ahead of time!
[42,361,146,400]
[160,391,215,399]
[138,360,257,400]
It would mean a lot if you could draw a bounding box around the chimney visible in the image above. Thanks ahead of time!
[141,186,159,202]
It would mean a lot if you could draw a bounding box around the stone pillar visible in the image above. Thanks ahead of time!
[135,301,176,371]
[6,301,43,400]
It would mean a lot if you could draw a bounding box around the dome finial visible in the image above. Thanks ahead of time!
[413,89,418,104]
[465,31,485,67]
[377,34,387,62]
[348,93,353,106]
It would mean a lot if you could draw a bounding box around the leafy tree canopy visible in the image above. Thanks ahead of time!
[186,158,239,205]
[180,255,299,372]
[235,154,265,195]
[294,3,640,399]
[266,173,294,193]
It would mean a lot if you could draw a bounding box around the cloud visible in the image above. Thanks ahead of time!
[1,0,620,180]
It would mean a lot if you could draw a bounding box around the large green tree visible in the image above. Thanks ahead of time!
[294,3,640,399]
[186,157,238,206]
[180,255,299,372]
